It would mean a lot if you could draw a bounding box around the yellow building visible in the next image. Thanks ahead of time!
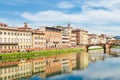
[40,27,62,48]
[73,29,88,45]
[32,29,46,50]
[0,22,32,53]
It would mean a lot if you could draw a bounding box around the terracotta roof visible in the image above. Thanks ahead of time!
[32,29,45,34]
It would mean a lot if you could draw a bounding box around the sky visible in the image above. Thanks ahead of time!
[0,0,120,36]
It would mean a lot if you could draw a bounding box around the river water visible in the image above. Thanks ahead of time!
[0,48,120,80]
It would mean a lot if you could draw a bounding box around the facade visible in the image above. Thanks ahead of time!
[88,34,99,44]
[32,29,46,49]
[61,24,76,47]
[70,30,76,47]
[98,34,107,44]
[73,29,88,45]
[40,27,62,48]
[0,22,32,53]
[61,25,71,47]
[61,34,70,47]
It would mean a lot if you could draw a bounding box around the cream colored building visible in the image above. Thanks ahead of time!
[61,26,71,47]
[73,29,88,45]
[61,24,76,47]
[88,34,99,44]
[70,30,76,47]
[0,22,32,52]
[32,29,46,49]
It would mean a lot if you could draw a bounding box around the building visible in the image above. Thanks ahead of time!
[70,30,76,47]
[32,29,46,50]
[73,29,88,45]
[98,34,107,44]
[61,24,77,47]
[40,27,62,48]
[61,34,70,47]
[88,34,99,44]
[0,22,32,53]
[61,24,71,47]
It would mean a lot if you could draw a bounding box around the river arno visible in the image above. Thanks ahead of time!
[0,48,120,80]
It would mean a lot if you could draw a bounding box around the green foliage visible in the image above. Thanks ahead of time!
[0,48,83,61]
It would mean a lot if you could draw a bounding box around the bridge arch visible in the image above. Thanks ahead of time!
[86,43,120,54]
[86,44,106,52]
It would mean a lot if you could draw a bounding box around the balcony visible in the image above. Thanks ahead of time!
[0,42,18,45]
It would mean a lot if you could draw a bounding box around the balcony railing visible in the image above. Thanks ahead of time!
[0,42,18,45]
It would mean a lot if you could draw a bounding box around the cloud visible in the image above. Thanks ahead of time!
[21,8,120,35]
[57,1,75,9]
[1,0,30,5]
[21,10,88,22]
[15,0,120,35]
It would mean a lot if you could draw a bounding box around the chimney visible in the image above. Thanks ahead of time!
[24,22,28,28]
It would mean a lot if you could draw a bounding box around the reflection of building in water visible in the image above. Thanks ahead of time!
[61,57,71,73]
[61,53,77,73]
[0,53,77,80]
[76,52,89,70]
[32,58,46,73]
[70,54,77,69]
[33,71,46,79]
[0,60,32,80]
[45,57,62,76]
[89,50,105,62]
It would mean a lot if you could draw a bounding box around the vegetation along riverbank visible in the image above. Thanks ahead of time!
[0,48,83,61]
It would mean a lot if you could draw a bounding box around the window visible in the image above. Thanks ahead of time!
[8,32,10,35]
[11,32,13,35]
[0,38,2,43]
[15,33,16,35]
[4,38,6,43]
[8,38,10,43]
[0,32,2,35]
[4,32,6,35]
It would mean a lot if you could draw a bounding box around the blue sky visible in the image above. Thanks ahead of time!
[0,0,120,35]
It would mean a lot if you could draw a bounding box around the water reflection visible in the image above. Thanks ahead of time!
[0,49,120,80]
[76,52,89,70]
[110,48,120,55]
[89,49,105,62]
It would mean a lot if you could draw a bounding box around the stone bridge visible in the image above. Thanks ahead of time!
[85,40,120,54]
